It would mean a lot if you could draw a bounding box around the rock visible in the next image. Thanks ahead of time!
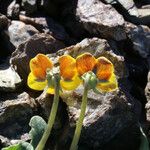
[10,33,65,83]
[0,13,9,30]
[0,92,37,139]
[8,20,39,48]
[0,0,13,15]
[145,0,150,4]
[47,38,141,149]
[61,1,88,38]
[145,72,150,103]
[0,31,16,56]
[145,64,150,143]
[19,15,70,42]
[36,92,54,118]
[76,0,126,41]
[7,0,20,19]
[61,88,140,149]
[146,103,150,123]
[41,0,59,17]
[126,23,150,58]
[0,135,10,146]
[103,0,150,25]
[101,123,140,150]
[125,56,148,97]
[138,5,150,25]
[21,0,37,15]
[49,0,68,5]
[0,62,21,92]
[36,92,67,130]
[103,0,139,17]
[0,135,11,148]
[145,71,150,121]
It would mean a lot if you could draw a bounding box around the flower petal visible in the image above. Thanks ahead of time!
[60,76,82,90]
[27,72,47,91]
[47,87,55,94]
[76,53,96,76]
[96,74,118,92]
[59,55,77,80]
[96,57,114,80]
[30,54,53,80]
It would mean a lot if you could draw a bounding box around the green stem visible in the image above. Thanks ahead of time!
[36,75,60,150]
[70,81,89,150]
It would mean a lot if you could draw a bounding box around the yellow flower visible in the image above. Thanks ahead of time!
[59,55,82,90]
[27,54,55,94]
[59,53,118,92]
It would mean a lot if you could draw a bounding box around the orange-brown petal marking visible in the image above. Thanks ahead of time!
[59,55,77,80]
[76,53,96,76]
[30,54,53,80]
[96,57,114,81]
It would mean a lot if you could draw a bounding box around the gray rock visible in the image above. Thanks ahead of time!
[0,63,21,92]
[0,92,37,139]
[146,105,150,123]
[10,33,65,82]
[103,0,139,17]
[145,69,150,136]
[0,13,9,30]
[36,92,67,130]
[61,1,87,39]
[103,0,150,25]
[0,135,11,148]
[8,20,39,48]
[44,0,68,5]
[19,15,70,42]
[138,5,150,25]
[7,0,20,19]
[145,71,150,122]
[22,0,37,15]
[0,0,15,15]
[142,0,150,4]
[145,72,150,103]
[41,0,59,17]
[36,92,54,118]
[126,23,150,58]
[76,0,126,41]
[61,88,139,149]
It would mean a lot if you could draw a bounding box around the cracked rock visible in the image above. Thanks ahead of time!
[76,0,126,41]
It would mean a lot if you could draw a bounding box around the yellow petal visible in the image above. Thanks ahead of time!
[76,53,96,76]
[96,57,114,81]
[59,55,77,80]
[60,76,82,90]
[27,72,47,91]
[96,74,118,92]
[47,87,55,94]
[30,54,53,80]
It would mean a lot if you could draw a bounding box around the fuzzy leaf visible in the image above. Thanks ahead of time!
[29,115,47,149]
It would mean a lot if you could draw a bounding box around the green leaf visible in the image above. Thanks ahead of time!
[2,142,34,150]
[139,126,149,150]
[29,115,47,149]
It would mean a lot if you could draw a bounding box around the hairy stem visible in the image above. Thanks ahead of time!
[36,75,60,150]
[70,81,89,150]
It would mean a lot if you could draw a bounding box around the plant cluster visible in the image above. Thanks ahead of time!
[3,52,118,150]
